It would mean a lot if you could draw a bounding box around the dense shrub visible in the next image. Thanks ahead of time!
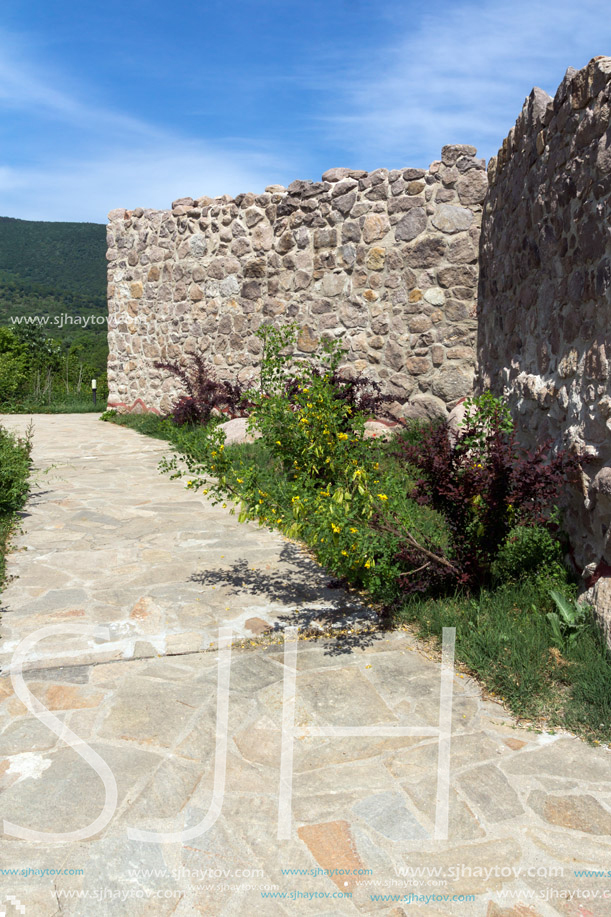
[393,392,580,592]
[247,324,371,479]
[0,423,32,517]
[161,325,449,601]
[161,334,576,609]
[0,421,32,587]
[0,324,106,411]
[0,328,28,403]
[491,524,567,586]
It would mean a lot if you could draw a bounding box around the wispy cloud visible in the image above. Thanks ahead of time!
[0,28,294,221]
[0,145,290,223]
[322,0,611,165]
[0,29,155,138]
[2,4,610,221]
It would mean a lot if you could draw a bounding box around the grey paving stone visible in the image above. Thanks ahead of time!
[353,791,429,841]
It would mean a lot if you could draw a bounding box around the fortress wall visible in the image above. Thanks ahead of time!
[477,56,611,582]
[106,146,486,418]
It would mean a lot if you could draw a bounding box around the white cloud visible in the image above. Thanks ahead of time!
[0,143,290,222]
[323,0,611,165]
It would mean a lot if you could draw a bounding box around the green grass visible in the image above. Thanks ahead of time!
[101,409,611,746]
[101,409,187,440]
[394,582,611,745]
[2,391,109,414]
[100,410,173,437]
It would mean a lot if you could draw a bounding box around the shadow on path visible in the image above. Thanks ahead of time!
[190,542,384,655]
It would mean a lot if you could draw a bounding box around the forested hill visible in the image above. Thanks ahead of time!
[0,216,109,383]
[0,216,106,299]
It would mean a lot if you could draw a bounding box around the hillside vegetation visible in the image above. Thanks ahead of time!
[0,216,106,297]
[0,216,108,410]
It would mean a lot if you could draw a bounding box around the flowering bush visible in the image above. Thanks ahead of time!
[161,325,447,601]
[247,323,371,480]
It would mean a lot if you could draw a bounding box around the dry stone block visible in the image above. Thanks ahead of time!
[432,366,473,403]
[365,247,386,271]
[219,417,260,445]
[402,394,448,421]
[431,204,474,233]
[456,170,488,205]
[362,213,390,243]
[405,356,431,375]
[395,208,427,242]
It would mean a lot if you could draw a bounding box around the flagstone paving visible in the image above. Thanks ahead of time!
[0,414,610,917]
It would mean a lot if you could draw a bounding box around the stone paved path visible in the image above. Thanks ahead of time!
[0,414,610,917]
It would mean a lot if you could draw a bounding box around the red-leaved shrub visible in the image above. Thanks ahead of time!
[392,400,581,593]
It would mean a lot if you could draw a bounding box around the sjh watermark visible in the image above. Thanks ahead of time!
[3,623,456,845]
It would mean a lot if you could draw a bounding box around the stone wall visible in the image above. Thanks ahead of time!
[477,56,611,582]
[106,146,487,418]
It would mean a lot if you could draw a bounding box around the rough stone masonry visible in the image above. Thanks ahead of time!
[478,56,611,636]
[106,147,487,418]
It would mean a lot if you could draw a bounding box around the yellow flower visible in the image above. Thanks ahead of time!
[337,432,348,440]
[331,523,341,533]
[276,440,282,445]
[350,527,357,533]
[237,478,244,483]
[377,493,388,501]
[341,550,348,556]
[364,561,371,568]
[291,495,300,502]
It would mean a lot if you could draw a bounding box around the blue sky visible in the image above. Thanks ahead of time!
[0,0,610,222]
